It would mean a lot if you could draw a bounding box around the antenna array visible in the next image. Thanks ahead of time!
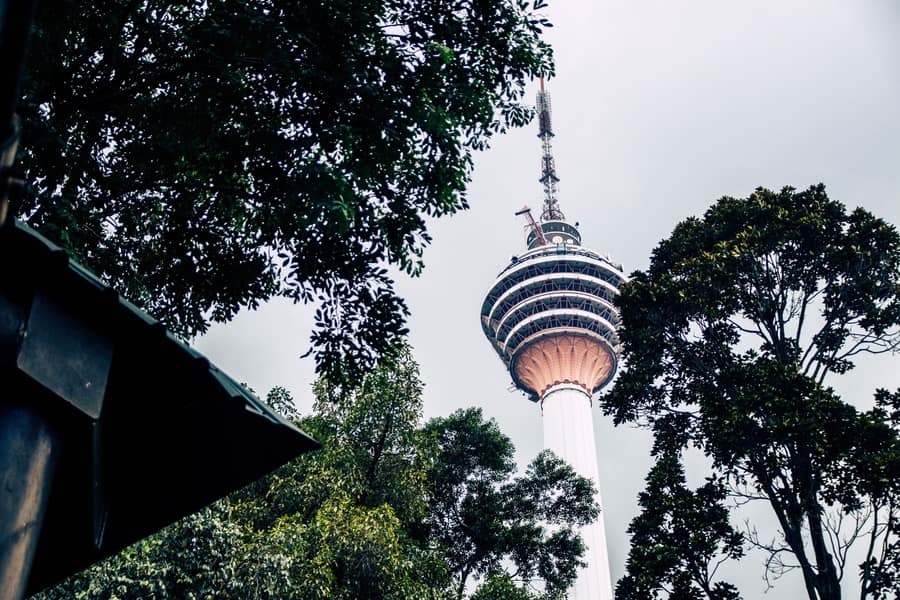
[536,77,564,222]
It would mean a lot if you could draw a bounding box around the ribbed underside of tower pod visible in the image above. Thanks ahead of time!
[512,334,615,399]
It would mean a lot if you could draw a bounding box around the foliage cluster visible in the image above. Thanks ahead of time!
[607,185,900,600]
[34,348,597,600]
[18,0,554,382]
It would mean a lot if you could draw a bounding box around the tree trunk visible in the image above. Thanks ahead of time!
[796,449,842,600]
[805,489,842,599]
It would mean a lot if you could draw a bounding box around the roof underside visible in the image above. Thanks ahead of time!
[0,218,319,594]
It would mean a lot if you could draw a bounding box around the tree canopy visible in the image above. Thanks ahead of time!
[18,0,554,380]
[423,408,598,599]
[34,347,597,599]
[605,185,900,600]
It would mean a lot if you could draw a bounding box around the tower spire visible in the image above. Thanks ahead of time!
[536,77,564,222]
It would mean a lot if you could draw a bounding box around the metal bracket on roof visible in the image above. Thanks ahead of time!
[17,293,113,420]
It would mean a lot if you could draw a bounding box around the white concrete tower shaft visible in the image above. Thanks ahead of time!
[543,384,612,600]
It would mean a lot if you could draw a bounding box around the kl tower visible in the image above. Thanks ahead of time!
[480,80,624,600]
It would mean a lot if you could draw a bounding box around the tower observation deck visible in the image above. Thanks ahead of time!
[480,238,624,402]
[479,81,624,600]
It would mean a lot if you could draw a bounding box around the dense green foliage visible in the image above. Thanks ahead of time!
[35,349,596,599]
[616,450,743,600]
[605,186,900,600]
[18,0,553,381]
[423,409,598,599]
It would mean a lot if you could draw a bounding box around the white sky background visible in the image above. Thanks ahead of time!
[196,1,900,596]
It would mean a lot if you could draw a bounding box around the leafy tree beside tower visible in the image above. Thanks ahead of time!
[18,0,555,382]
[35,347,598,599]
[607,185,900,600]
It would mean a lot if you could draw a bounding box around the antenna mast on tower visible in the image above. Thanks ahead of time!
[536,77,564,222]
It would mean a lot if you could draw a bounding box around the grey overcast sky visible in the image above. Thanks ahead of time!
[196,1,900,595]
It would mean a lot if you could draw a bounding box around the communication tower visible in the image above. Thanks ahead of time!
[480,80,624,600]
